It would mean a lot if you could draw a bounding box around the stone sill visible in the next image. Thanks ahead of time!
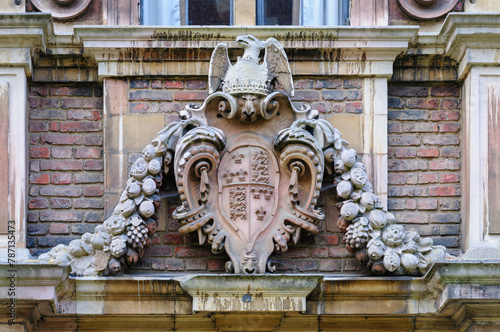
[1,260,499,316]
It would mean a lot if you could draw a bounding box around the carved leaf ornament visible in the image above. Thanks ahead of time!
[39,35,446,276]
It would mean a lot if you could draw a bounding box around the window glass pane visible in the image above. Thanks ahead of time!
[188,0,231,25]
[257,0,294,25]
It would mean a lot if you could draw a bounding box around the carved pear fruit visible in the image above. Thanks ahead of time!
[337,180,353,199]
[340,202,359,221]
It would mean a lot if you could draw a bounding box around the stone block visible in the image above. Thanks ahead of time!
[327,114,363,152]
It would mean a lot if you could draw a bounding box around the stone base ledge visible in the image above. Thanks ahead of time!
[178,274,322,312]
[1,261,500,330]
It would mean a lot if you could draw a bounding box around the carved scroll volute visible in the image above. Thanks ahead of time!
[173,125,226,244]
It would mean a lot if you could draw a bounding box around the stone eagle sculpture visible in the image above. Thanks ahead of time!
[209,35,295,97]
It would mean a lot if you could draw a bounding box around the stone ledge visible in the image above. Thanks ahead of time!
[178,274,322,312]
[1,261,500,330]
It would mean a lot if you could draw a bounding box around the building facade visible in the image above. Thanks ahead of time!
[1,0,500,331]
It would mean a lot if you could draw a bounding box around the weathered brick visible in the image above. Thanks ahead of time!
[67,110,98,120]
[27,212,39,222]
[429,185,460,196]
[29,173,50,184]
[40,211,82,222]
[75,147,102,159]
[186,259,207,270]
[84,160,104,171]
[59,121,101,132]
[388,122,402,133]
[51,173,72,184]
[440,224,460,235]
[40,98,60,108]
[343,79,362,89]
[186,80,207,89]
[83,135,103,146]
[440,146,460,158]
[417,198,438,210]
[345,102,363,114]
[30,109,66,120]
[71,223,97,235]
[145,246,173,257]
[73,198,104,209]
[84,211,104,222]
[208,259,226,271]
[40,186,82,197]
[163,233,184,244]
[130,90,173,101]
[130,79,149,88]
[441,98,460,109]
[388,97,404,108]
[40,160,82,171]
[49,87,93,96]
[388,86,428,97]
[317,234,339,245]
[388,110,428,121]
[296,260,319,272]
[49,223,70,234]
[417,148,439,158]
[430,236,459,248]
[402,122,438,133]
[40,133,81,145]
[30,147,50,158]
[393,211,428,224]
[173,90,209,100]
[51,147,73,159]
[29,198,49,209]
[164,80,183,89]
[422,135,459,145]
[130,102,149,113]
[293,90,320,101]
[28,224,48,235]
[394,147,416,158]
[313,79,342,89]
[83,98,103,109]
[418,173,438,184]
[439,198,460,210]
[165,259,184,271]
[30,86,48,96]
[294,79,313,89]
[430,110,459,121]
[319,260,341,272]
[73,173,104,184]
[30,121,48,132]
[51,198,72,209]
[439,122,460,132]
[407,98,439,109]
[388,159,427,171]
[430,85,459,97]
[61,98,82,109]
[388,173,406,185]
[429,159,460,170]
[175,246,212,257]
[322,90,361,101]
[83,186,103,197]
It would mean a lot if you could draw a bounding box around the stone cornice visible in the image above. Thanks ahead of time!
[0,13,54,75]
[73,26,418,79]
[437,13,500,79]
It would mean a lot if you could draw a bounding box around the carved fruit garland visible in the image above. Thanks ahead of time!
[37,118,220,276]
[326,131,446,275]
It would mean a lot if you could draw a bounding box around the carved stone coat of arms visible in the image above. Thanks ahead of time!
[40,35,446,277]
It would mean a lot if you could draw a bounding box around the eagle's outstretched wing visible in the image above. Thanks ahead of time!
[209,43,231,94]
[264,38,294,97]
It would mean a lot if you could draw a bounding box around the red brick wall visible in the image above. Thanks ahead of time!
[27,78,461,272]
[388,83,461,255]
[126,77,363,273]
[27,85,104,254]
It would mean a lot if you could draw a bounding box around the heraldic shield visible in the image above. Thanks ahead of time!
[39,35,446,277]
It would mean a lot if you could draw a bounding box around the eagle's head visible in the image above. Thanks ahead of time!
[236,35,265,60]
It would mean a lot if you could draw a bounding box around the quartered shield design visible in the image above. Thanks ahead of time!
[218,142,279,249]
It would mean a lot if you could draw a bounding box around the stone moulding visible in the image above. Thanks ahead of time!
[39,34,446,277]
